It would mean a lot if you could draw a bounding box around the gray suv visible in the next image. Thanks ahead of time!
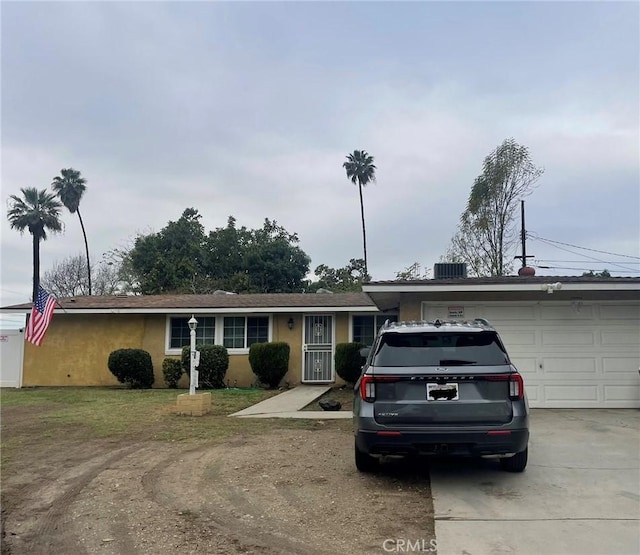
[353,319,529,472]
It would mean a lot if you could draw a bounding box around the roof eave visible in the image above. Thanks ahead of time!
[0,305,379,315]
[363,282,640,293]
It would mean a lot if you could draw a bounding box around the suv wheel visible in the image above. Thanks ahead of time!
[500,446,528,472]
[355,441,379,473]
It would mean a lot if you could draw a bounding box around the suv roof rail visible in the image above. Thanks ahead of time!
[383,319,496,331]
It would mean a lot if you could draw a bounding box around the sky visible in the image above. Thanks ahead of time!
[1,0,639,327]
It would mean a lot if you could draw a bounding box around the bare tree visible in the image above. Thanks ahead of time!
[395,262,430,281]
[443,138,544,276]
[41,254,128,297]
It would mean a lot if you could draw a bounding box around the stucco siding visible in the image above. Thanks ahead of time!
[141,315,169,387]
[22,310,353,388]
[23,314,145,386]
[274,313,302,386]
[399,295,422,320]
[334,313,349,343]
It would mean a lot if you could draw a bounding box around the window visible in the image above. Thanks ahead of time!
[373,331,509,367]
[167,314,270,353]
[352,314,398,346]
[223,316,269,349]
[247,316,269,346]
[169,316,216,349]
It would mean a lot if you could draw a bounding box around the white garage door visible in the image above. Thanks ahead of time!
[422,302,640,408]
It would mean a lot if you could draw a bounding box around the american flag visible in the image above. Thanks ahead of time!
[25,287,58,346]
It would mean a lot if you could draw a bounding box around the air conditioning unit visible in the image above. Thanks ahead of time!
[433,263,467,279]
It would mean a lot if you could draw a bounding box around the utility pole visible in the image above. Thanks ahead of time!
[514,200,535,271]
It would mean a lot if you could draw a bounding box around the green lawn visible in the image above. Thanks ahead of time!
[1,387,340,472]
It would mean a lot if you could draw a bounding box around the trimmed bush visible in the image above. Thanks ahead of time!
[108,349,155,389]
[162,358,183,388]
[335,342,365,384]
[181,344,229,389]
[249,342,290,389]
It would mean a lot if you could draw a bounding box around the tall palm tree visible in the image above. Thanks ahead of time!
[343,150,376,278]
[52,168,92,294]
[7,187,63,302]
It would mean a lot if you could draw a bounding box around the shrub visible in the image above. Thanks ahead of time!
[107,349,155,389]
[335,342,365,384]
[248,342,290,389]
[181,344,229,389]
[162,358,183,388]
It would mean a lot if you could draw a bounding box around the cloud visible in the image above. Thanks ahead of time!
[1,1,638,309]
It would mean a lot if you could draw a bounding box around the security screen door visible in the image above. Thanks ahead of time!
[302,315,334,382]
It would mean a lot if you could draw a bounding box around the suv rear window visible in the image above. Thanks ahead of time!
[372,331,510,367]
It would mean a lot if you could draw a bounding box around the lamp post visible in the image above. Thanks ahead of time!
[188,315,198,395]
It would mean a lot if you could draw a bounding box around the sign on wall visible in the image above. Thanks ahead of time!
[448,306,464,319]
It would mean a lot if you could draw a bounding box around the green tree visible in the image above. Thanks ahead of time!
[306,258,367,292]
[444,139,544,276]
[242,219,311,293]
[343,150,376,278]
[206,216,250,284]
[128,211,311,294]
[7,187,63,301]
[129,208,207,294]
[51,168,92,294]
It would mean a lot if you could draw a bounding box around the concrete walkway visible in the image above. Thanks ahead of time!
[229,385,351,419]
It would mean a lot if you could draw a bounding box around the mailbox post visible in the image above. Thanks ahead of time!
[188,315,198,395]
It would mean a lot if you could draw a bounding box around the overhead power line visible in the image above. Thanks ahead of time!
[534,265,638,274]
[527,233,640,260]
[528,235,638,273]
[535,259,640,264]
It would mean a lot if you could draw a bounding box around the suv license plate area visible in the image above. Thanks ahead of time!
[427,382,459,401]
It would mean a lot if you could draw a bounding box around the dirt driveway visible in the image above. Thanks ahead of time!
[1,402,435,554]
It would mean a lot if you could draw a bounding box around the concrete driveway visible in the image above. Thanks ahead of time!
[431,409,640,555]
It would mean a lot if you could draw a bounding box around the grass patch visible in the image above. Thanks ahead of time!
[0,387,348,472]
[1,387,277,438]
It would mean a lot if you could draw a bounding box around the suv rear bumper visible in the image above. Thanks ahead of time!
[355,428,529,457]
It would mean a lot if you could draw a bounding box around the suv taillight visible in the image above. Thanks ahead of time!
[359,375,399,402]
[360,375,375,402]
[509,371,524,400]
[485,369,524,400]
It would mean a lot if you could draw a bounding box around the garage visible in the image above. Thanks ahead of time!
[422,301,640,408]
[364,276,640,409]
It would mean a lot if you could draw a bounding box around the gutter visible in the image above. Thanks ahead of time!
[363,282,640,293]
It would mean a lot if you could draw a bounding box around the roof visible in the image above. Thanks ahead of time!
[364,275,640,293]
[363,275,640,312]
[369,276,640,286]
[0,292,379,314]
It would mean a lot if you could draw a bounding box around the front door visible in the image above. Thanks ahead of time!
[302,314,334,382]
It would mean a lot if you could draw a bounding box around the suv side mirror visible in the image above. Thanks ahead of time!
[359,347,371,358]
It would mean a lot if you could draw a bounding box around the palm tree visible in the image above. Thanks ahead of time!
[7,188,63,302]
[52,168,92,294]
[343,150,376,278]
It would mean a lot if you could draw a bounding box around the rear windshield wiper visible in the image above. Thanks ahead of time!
[439,359,476,366]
